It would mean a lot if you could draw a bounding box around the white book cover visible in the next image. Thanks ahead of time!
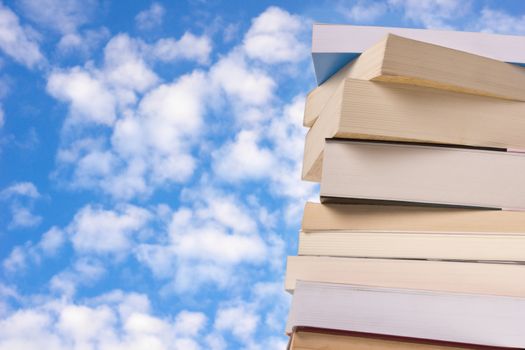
[287,281,525,348]
[312,24,525,84]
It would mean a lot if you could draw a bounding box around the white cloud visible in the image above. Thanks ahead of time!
[2,227,65,274]
[39,227,66,255]
[50,258,107,298]
[173,227,268,264]
[0,309,64,349]
[136,190,284,293]
[0,284,19,302]
[136,71,205,153]
[1,182,42,230]
[174,311,207,337]
[0,291,208,349]
[124,312,169,337]
[210,51,276,109]
[57,27,110,57]
[223,23,240,43]
[0,3,44,68]
[192,194,257,234]
[3,247,27,273]
[19,0,97,34]
[252,282,290,332]
[8,205,42,229]
[387,0,470,29]
[58,304,115,344]
[73,258,106,280]
[135,2,165,31]
[213,130,277,182]
[113,70,207,191]
[214,304,259,342]
[46,6,305,201]
[2,5,325,348]
[47,67,117,126]
[93,290,151,319]
[153,32,212,65]
[204,333,226,350]
[475,8,525,35]
[339,0,388,22]
[377,3,525,37]
[48,33,161,128]
[168,193,267,265]
[211,95,317,213]
[243,6,308,64]
[203,282,290,348]
[103,34,159,93]
[68,204,151,255]
[85,70,205,198]
[20,0,104,60]
[261,337,289,350]
[74,149,115,181]
[57,137,148,199]
[50,33,209,199]
[264,95,305,164]
[0,286,18,317]
[134,244,175,279]
[1,182,40,199]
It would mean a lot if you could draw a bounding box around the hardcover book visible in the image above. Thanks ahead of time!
[289,327,511,350]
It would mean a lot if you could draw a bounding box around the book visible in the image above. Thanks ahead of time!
[298,202,525,261]
[289,327,509,350]
[312,24,525,85]
[285,256,525,297]
[286,281,525,348]
[320,139,525,210]
[298,230,525,261]
[303,80,525,181]
[301,202,525,233]
[304,34,525,127]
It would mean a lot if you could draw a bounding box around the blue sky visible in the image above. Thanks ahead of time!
[0,0,524,349]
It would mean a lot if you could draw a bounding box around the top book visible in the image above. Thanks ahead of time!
[312,24,525,85]
[304,33,525,127]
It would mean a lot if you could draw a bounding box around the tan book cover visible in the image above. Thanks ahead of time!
[304,33,525,127]
[302,202,525,233]
[298,230,525,262]
[285,256,525,297]
[303,80,525,181]
[290,328,507,350]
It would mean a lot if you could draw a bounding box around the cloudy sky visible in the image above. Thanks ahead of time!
[1,0,524,349]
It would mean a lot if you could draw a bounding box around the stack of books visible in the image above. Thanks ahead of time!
[285,24,525,349]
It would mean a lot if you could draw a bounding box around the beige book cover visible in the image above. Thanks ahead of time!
[299,203,525,261]
[320,140,525,210]
[303,80,525,181]
[301,202,525,233]
[304,33,525,127]
[298,230,525,261]
[285,256,525,297]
